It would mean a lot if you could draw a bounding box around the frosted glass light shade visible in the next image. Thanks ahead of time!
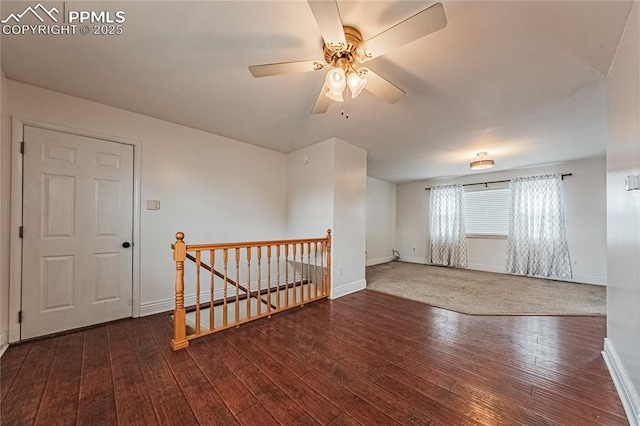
[470,152,495,170]
[325,68,346,102]
[469,159,495,170]
[326,89,344,102]
[347,72,367,98]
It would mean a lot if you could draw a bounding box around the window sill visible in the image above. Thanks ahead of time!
[466,234,508,240]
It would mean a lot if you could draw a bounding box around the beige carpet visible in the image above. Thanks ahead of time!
[366,262,606,316]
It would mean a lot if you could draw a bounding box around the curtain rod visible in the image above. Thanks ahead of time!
[424,173,573,191]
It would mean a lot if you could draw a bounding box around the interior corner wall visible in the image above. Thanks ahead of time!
[604,1,640,423]
[285,139,335,239]
[332,139,367,298]
[0,71,9,352]
[5,80,289,322]
[395,157,607,286]
[365,176,396,266]
[286,138,367,299]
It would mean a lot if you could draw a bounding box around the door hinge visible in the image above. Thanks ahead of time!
[19,226,23,238]
[18,311,22,323]
[20,141,24,155]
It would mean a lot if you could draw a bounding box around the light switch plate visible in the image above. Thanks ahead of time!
[146,200,160,210]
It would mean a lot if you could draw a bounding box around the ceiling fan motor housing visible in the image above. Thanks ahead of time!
[323,26,368,68]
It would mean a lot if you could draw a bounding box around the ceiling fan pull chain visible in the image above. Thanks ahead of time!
[344,88,350,119]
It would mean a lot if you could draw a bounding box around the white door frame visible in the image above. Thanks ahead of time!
[8,117,142,343]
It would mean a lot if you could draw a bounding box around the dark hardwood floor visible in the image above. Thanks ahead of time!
[1,289,627,425]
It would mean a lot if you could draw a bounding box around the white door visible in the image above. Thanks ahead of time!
[21,126,134,339]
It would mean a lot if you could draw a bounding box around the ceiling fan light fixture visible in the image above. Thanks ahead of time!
[347,70,367,98]
[470,152,494,170]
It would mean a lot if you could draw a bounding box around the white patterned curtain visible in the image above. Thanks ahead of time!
[506,174,572,279]
[427,184,467,267]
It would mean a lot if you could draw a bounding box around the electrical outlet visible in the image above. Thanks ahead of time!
[338,266,343,276]
[625,175,640,191]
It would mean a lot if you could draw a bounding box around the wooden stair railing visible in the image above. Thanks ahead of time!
[184,253,277,310]
[171,230,332,350]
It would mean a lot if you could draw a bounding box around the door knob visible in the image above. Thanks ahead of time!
[122,242,131,248]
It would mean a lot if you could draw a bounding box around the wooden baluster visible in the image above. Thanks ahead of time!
[284,244,289,307]
[326,229,332,297]
[299,243,304,305]
[267,246,272,316]
[223,248,228,327]
[292,243,297,305]
[235,248,240,324]
[257,246,262,316]
[195,251,201,335]
[210,250,215,331]
[171,232,189,350]
[246,247,251,320]
[307,242,311,301]
[314,242,319,299]
[318,243,322,297]
[276,245,281,310]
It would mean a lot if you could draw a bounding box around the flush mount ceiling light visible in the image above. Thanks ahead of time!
[248,1,447,114]
[470,152,495,170]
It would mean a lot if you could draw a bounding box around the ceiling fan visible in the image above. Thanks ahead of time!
[249,1,447,114]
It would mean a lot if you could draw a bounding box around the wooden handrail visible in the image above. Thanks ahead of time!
[184,236,329,251]
[171,230,331,350]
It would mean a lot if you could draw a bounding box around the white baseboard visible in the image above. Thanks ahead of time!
[140,290,214,316]
[139,299,174,316]
[399,256,426,264]
[0,330,8,358]
[467,263,504,273]
[602,338,640,425]
[366,256,394,266]
[570,274,607,286]
[398,260,606,286]
[461,263,607,286]
[330,279,366,299]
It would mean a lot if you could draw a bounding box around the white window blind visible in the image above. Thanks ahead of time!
[463,188,510,236]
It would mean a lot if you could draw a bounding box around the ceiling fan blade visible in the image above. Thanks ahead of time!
[249,60,324,78]
[307,0,347,51]
[363,70,405,104]
[311,85,331,114]
[364,2,447,60]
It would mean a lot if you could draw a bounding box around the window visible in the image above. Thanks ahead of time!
[463,187,510,237]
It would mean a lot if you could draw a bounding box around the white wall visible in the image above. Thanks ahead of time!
[396,157,607,285]
[286,138,367,299]
[286,139,334,239]
[332,139,367,296]
[365,177,396,266]
[4,80,288,327]
[0,70,9,353]
[604,2,640,423]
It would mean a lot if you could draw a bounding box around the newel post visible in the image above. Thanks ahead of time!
[171,232,189,350]
[326,229,332,297]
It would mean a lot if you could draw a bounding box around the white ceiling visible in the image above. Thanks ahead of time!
[1,1,633,183]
